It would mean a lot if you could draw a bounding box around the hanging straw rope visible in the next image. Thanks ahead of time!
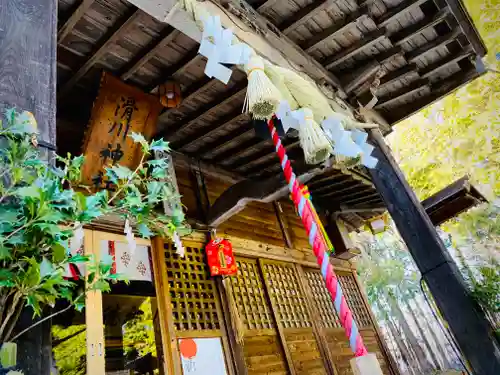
[244,55,282,119]
[264,61,299,111]
[272,66,335,123]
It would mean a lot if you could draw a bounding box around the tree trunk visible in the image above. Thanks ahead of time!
[404,298,442,370]
[414,298,453,369]
[388,293,434,373]
[388,318,416,375]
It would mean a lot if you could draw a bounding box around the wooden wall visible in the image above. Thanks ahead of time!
[171,165,396,375]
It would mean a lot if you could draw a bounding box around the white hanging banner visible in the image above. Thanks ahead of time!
[179,337,228,375]
[101,240,153,282]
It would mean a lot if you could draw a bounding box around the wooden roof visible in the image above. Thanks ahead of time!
[55,0,484,220]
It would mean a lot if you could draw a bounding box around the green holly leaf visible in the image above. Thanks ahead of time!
[149,139,170,152]
[68,255,90,263]
[16,185,40,199]
[0,209,19,223]
[0,246,11,260]
[137,223,153,238]
[106,165,133,181]
[27,294,41,316]
[147,181,163,203]
[74,299,85,312]
[52,243,67,263]
[93,279,111,292]
[129,132,146,144]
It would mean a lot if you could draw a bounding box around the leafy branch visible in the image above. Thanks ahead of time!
[0,109,188,345]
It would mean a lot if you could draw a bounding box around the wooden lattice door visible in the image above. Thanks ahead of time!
[259,260,328,375]
[303,268,390,375]
[226,257,289,375]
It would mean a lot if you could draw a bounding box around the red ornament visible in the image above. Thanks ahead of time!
[205,238,238,276]
[179,338,197,359]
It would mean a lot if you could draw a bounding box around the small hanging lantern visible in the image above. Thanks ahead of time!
[158,81,182,108]
[205,233,237,276]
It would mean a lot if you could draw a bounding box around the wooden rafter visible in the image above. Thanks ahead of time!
[59,8,142,96]
[175,111,250,151]
[256,0,280,13]
[121,28,178,81]
[407,28,461,62]
[303,10,368,53]
[214,137,268,165]
[58,0,94,42]
[375,79,430,109]
[312,178,358,194]
[377,63,418,90]
[420,46,473,78]
[308,172,349,187]
[202,128,255,158]
[280,0,334,35]
[162,86,246,139]
[338,191,381,206]
[390,7,451,47]
[146,49,201,92]
[323,29,387,70]
[377,0,428,28]
[321,185,373,198]
[344,60,380,94]
[239,141,301,174]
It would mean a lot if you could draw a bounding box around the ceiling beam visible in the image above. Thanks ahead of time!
[321,185,373,198]
[323,28,387,70]
[390,7,451,47]
[377,0,428,28]
[420,45,473,79]
[175,111,249,151]
[201,128,256,158]
[58,0,94,42]
[215,137,269,165]
[146,48,201,92]
[303,10,368,53]
[256,0,280,13]
[162,86,246,139]
[121,27,178,81]
[312,178,358,194]
[280,0,334,35]
[59,8,142,96]
[377,63,418,90]
[344,60,381,94]
[238,141,301,174]
[375,78,430,109]
[407,28,462,62]
[308,171,348,187]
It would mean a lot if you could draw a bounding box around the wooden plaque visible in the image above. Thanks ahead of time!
[81,72,163,188]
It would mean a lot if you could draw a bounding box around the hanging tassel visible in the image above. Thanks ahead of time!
[243,55,282,120]
[294,108,332,164]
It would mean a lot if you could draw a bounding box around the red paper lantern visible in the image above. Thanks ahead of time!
[205,238,237,276]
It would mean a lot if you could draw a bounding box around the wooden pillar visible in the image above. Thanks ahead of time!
[368,129,500,375]
[0,0,57,374]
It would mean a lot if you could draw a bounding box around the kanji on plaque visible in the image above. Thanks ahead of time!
[81,72,162,189]
[205,238,237,276]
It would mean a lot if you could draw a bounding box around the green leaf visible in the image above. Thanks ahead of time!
[68,254,90,263]
[52,242,67,263]
[27,294,41,316]
[93,279,111,292]
[149,139,170,152]
[0,279,15,287]
[129,132,147,144]
[74,300,85,312]
[106,165,133,181]
[24,259,41,287]
[147,181,163,203]
[146,159,167,167]
[16,185,40,199]
[0,246,11,260]
[137,223,153,238]
[0,209,19,223]
[37,210,63,223]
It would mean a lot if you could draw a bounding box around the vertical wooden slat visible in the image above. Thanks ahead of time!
[295,264,339,375]
[258,259,298,375]
[215,277,248,375]
[87,229,105,375]
[152,236,182,375]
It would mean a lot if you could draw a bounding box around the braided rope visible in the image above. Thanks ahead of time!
[269,118,368,357]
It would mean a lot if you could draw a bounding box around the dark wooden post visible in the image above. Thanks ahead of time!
[368,129,500,375]
[0,0,57,374]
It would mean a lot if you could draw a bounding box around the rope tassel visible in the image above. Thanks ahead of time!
[269,117,368,358]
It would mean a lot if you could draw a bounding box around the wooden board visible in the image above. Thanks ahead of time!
[80,72,162,188]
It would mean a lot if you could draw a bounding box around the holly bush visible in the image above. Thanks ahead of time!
[0,109,188,345]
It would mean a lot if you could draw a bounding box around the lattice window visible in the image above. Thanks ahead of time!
[261,262,311,329]
[164,242,221,331]
[228,258,275,330]
[338,273,372,328]
[304,269,341,328]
